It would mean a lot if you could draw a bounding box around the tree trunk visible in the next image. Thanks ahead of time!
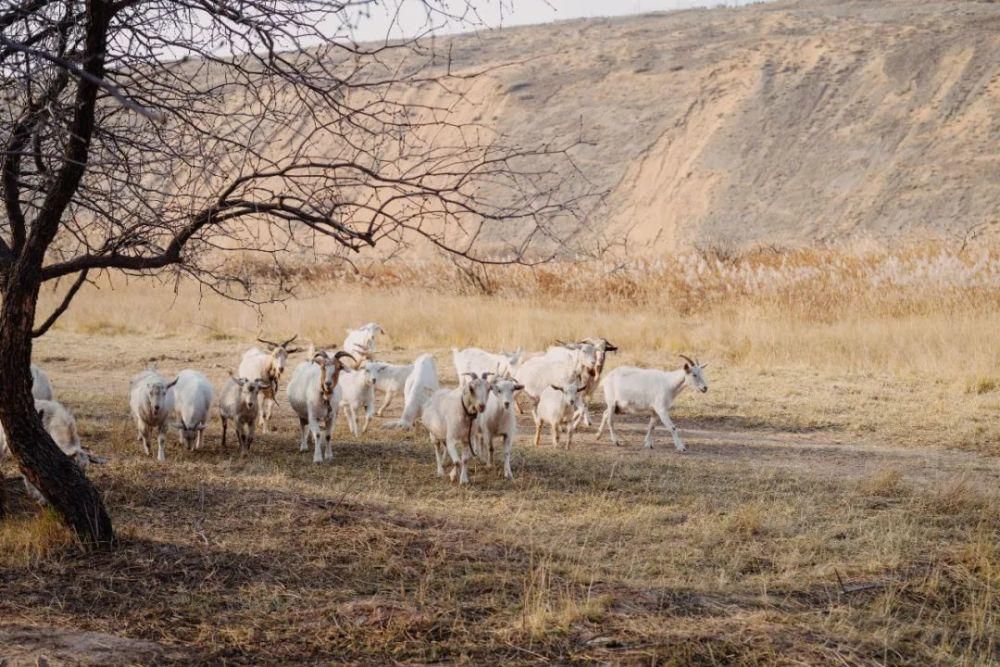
[0,273,114,548]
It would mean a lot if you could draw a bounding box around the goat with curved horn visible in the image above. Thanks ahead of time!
[240,336,301,434]
[288,347,353,464]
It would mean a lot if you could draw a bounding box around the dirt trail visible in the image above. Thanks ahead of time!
[0,626,184,666]
[567,416,1000,490]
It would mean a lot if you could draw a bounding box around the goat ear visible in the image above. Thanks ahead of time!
[514,383,525,391]
[37,408,45,420]
[683,363,691,372]
[700,363,709,369]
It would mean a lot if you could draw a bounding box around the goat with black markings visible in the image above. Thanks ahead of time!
[287,349,354,463]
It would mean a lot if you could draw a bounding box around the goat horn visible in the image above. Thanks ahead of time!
[257,337,279,348]
[679,354,696,366]
[281,334,299,348]
[333,351,356,365]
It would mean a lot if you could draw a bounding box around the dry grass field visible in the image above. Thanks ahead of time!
[2,244,999,664]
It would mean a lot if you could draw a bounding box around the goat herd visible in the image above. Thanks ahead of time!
[0,322,710,497]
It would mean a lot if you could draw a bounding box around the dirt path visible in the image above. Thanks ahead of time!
[566,415,1000,490]
[0,626,184,666]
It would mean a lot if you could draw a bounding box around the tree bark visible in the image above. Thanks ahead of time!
[0,268,114,548]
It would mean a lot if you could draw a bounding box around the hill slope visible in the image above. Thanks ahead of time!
[430,0,1000,251]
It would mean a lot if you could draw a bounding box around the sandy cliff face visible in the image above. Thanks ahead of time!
[425,0,1000,252]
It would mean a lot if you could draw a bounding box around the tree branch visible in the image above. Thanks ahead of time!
[2,68,69,255]
[32,268,88,337]
[0,35,160,121]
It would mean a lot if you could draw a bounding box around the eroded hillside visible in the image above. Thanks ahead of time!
[422,0,1000,251]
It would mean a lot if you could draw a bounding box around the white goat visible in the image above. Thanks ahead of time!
[514,345,596,406]
[477,378,524,480]
[129,367,177,462]
[237,335,301,433]
[532,380,582,449]
[219,376,267,453]
[597,355,709,451]
[452,347,522,380]
[363,360,413,416]
[335,366,376,436]
[386,353,439,429]
[30,364,54,401]
[582,337,619,377]
[171,370,214,452]
[0,400,103,505]
[287,350,354,463]
[420,372,491,485]
[557,338,619,427]
[343,323,385,366]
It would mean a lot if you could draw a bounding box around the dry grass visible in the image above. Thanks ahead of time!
[0,507,75,569]
[2,242,998,664]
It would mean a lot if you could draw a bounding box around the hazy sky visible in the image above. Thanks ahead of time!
[347,0,761,42]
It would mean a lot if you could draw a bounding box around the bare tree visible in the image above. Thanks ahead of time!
[0,0,588,547]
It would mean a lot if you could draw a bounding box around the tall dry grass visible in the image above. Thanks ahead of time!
[43,242,1000,374]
